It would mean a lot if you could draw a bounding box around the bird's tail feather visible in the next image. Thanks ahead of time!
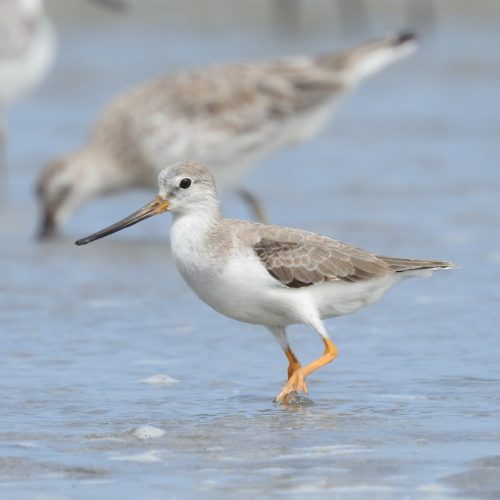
[317,31,418,84]
[379,255,459,273]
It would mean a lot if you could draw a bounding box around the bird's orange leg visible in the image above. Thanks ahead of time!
[284,346,308,395]
[267,326,304,382]
[285,347,302,379]
[275,337,338,404]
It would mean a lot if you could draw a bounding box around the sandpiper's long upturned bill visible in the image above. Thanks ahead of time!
[76,163,457,404]
[39,31,417,237]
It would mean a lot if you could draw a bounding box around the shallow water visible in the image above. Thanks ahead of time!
[1,3,500,499]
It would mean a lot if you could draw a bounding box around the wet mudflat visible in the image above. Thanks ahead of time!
[1,4,499,498]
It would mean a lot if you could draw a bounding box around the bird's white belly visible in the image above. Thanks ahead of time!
[173,249,306,326]
[174,244,404,327]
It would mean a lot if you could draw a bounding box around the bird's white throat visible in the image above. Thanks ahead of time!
[170,205,222,260]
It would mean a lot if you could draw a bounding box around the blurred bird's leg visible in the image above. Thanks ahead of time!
[275,321,338,404]
[238,188,268,224]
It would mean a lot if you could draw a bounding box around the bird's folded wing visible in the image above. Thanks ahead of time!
[253,237,391,288]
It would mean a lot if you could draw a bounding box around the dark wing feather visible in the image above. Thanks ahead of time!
[254,237,391,288]
[377,256,456,272]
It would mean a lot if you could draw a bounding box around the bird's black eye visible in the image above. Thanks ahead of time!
[179,178,192,189]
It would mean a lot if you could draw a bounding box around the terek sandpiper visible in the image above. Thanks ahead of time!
[38,31,417,237]
[75,162,457,404]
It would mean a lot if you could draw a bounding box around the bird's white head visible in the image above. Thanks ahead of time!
[37,152,89,239]
[157,162,219,215]
[74,162,220,246]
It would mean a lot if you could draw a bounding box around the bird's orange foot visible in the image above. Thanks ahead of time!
[274,369,309,404]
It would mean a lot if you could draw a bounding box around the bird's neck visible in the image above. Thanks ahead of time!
[71,146,132,196]
[170,205,222,252]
